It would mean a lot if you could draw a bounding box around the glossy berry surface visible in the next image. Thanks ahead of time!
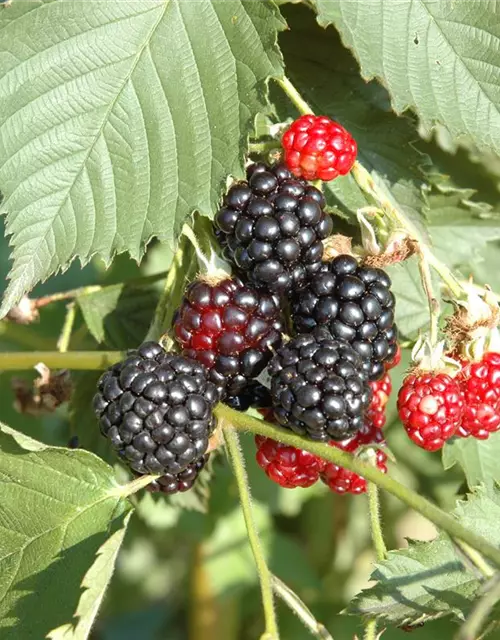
[255,435,325,488]
[292,255,397,381]
[225,381,272,412]
[269,327,371,442]
[457,352,500,439]
[385,344,401,371]
[174,278,283,397]
[321,422,387,495]
[397,371,463,451]
[93,342,219,475]
[145,455,209,495]
[367,373,392,429]
[282,115,357,181]
[215,162,333,294]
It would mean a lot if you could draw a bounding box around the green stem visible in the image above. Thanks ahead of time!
[456,574,500,640]
[109,473,160,498]
[363,619,378,640]
[223,426,279,639]
[453,539,494,579]
[215,405,500,569]
[57,303,76,353]
[368,482,387,562]
[0,351,123,370]
[275,76,313,116]
[417,250,440,345]
[271,575,333,640]
[249,141,281,155]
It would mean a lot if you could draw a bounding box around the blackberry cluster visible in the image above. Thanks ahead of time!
[225,381,272,412]
[174,278,282,397]
[145,455,209,495]
[292,255,397,380]
[93,342,218,475]
[215,162,333,294]
[269,327,371,441]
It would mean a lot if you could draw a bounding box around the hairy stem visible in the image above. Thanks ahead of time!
[223,426,279,639]
[456,574,500,640]
[416,250,440,345]
[275,76,313,116]
[368,481,387,562]
[363,619,378,640]
[0,351,123,370]
[271,575,333,640]
[215,405,500,569]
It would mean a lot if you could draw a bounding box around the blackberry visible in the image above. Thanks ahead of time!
[173,277,283,397]
[291,255,397,380]
[93,342,219,475]
[225,381,272,412]
[269,327,371,442]
[145,455,209,495]
[215,162,333,294]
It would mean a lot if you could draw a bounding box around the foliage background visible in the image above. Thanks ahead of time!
[1,0,500,638]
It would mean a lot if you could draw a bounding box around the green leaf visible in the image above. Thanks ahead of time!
[425,179,500,268]
[312,0,500,157]
[0,423,131,639]
[77,284,159,348]
[276,4,426,229]
[47,512,132,640]
[348,487,500,625]
[0,0,285,314]
[443,432,500,491]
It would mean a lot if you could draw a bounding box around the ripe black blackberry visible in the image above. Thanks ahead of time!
[224,381,272,412]
[93,342,219,476]
[173,277,282,397]
[144,455,209,495]
[215,162,333,294]
[291,255,397,380]
[269,327,371,441]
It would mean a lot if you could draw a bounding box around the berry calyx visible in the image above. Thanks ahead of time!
[291,255,398,381]
[174,277,283,397]
[457,352,500,439]
[367,372,392,429]
[269,327,372,442]
[397,371,464,451]
[320,422,387,495]
[93,342,219,475]
[255,435,325,488]
[282,115,357,182]
[145,455,209,495]
[215,162,333,294]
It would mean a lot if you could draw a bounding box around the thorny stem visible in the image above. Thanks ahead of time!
[215,404,500,570]
[223,426,279,639]
[271,575,333,640]
[363,619,378,640]
[57,303,76,353]
[368,481,387,562]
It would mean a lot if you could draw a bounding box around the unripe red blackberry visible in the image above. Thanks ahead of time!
[291,255,397,381]
[174,278,283,397]
[457,352,500,439]
[215,162,333,294]
[269,327,371,442]
[93,342,219,475]
[145,455,209,495]
[367,373,392,429]
[282,115,357,181]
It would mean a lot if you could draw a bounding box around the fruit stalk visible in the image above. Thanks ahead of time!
[222,425,279,639]
[217,404,500,569]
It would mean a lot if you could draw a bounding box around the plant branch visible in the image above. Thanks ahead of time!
[275,76,313,116]
[271,575,333,640]
[222,425,279,639]
[416,249,440,345]
[368,481,387,562]
[57,303,76,353]
[109,473,160,498]
[455,574,500,640]
[215,404,500,569]
[0,351,123,370]
[363,619,378,640]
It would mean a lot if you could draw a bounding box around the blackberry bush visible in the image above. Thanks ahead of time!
[269,327,371,441]
[291,254,397,380]
[215,162,333,294]
[173,277,282,397]
[93,341,219,475]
